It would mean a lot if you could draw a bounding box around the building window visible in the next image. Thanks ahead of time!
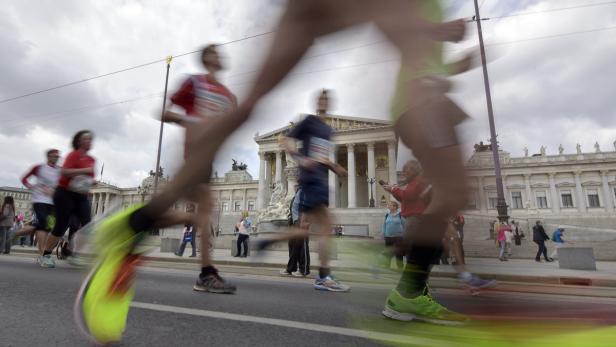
[247,201,255,211]
[487,192,497,209]
[234,201,241,212]
[222,202,229,212]
[561,190,574,208]
[511,191,523,209]
[535,191,548,209]
[587,189,601,208]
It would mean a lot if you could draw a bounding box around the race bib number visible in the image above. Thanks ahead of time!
[308,137,332,163]
[68,175,94,194]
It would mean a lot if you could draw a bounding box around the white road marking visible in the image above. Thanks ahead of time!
[131,301,445,346]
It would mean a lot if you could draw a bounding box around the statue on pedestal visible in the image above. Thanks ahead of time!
[576,143,582,154]
[523,146,528,157]
[558,144,564,154]
[540,146,546,156]
[594,142,601,153]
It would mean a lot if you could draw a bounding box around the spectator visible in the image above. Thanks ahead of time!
[504,224,514,257]
[0,196,16,254]
[532,220,553,262]
[175,224,197,257]
[281,187,310,277]
[235,212,250,258]
[550,226,570,259]
[496,221,511,261]
[512,220,525,246]
[382,201,405,269]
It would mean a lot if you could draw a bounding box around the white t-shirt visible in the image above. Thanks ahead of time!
[27,164,60,205]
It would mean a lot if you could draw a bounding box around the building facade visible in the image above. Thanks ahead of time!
[255,114,399,211]
[465,143,616,228]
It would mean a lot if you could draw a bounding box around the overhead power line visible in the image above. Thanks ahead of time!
[0,30,276,105]
[488,0,616,20]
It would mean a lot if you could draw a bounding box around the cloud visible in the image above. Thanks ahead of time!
[1,0,614,189]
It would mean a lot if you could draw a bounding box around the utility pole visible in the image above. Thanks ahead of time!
[473,0,509,223]
[153,56,173,193]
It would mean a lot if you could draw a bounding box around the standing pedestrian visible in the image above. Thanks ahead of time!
[382,201,405,269]
[496,221,511,261]
[505,224,514,257]
[281,187,310,277]
[0,196,16,254]
[235,212,250,258]
[533,220,553,262]
[175,224,197,257]
[513,220,525,246]
[550,226,570,259]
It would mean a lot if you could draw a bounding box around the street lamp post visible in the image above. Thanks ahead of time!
[367,177,376,208]
[153,56,173,194]
[473,0,509,223]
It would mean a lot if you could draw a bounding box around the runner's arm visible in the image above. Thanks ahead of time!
[20,165,39,189]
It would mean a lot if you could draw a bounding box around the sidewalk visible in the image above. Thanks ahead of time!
[10,246,616,287]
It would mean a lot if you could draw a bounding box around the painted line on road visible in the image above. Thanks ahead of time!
[131,301,443,346]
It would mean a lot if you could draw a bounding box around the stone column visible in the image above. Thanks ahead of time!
[387,140,397,185]
[478,177,487,213]
[328,146,337,208]
[275,151,283,186]
[257,152,267,210]
[96,193,102,215]
[524,174,534,208]
[367,142,376,207]
[229,189,234,212]
[601,170,613,212]
[548,173,560,213]
[347,144,357,208]
[574,171,586,212]
[92,193,98,216]
[104,193,110,214]
[286,165,299,199]
[242,189,247,212]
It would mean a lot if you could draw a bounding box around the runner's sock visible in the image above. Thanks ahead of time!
[128,207,156,234]
[201,266,217,277]
[319,267,330,278]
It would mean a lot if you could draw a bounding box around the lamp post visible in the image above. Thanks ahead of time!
[473,0,509,223]
[367,177,376,208]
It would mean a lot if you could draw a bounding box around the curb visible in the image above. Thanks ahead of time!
[11,249,616,288]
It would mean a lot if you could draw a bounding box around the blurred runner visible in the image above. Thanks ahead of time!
[257,90,349,291]
[19,149,61,256]
[162,44,237,294]
[75,0,469,343]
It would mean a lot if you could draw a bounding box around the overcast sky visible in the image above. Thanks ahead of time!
[1,0,615,188]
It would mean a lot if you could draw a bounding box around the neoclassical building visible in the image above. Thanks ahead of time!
[255,114,399,211]
[465,143,616,226]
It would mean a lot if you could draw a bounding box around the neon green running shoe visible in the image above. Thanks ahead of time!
[74,205,145,344]
[382,289,469,326]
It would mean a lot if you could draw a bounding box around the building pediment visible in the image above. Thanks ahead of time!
[555,182,576,188]
[254,114,392,142]
[581,181,602,187]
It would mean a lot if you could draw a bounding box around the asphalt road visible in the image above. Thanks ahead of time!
[2,254,616,347]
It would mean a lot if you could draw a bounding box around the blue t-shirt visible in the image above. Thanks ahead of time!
[553,229,564,243]
[287,115,333,186]
[384,212,405,237]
